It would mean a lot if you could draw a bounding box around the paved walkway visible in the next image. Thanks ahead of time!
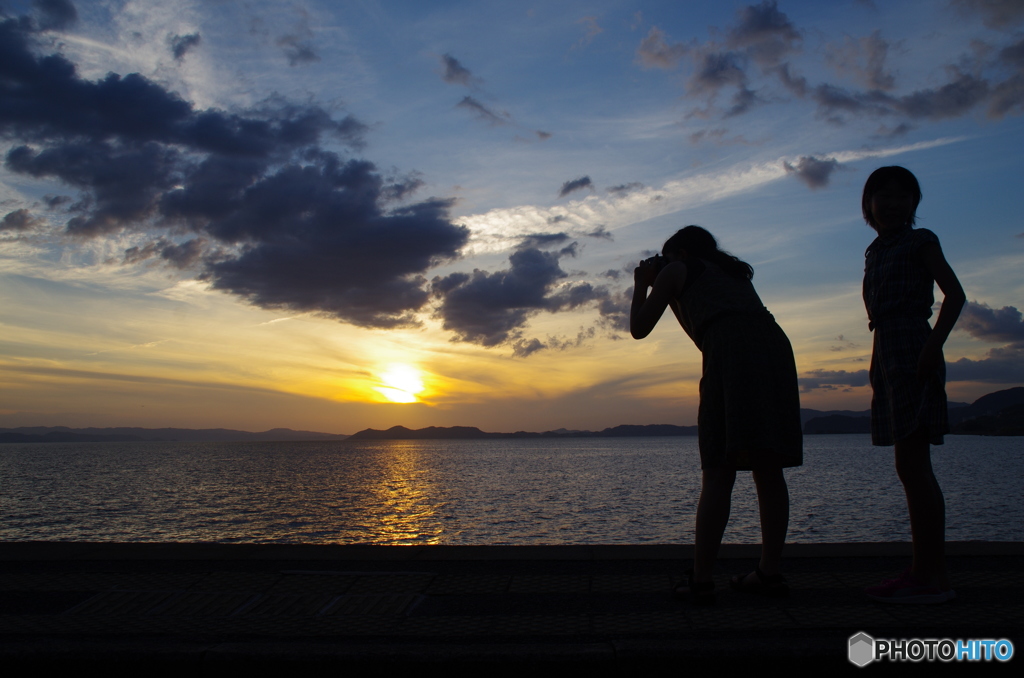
[1,542,1021,670]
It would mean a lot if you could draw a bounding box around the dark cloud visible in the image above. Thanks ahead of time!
[586,225,613,240]
[690,128,717,144]
[810,83,887,118]
[516,327,598,357]
[828,334,860,352]
[602,269,622,280]
[162,238,206,269]
[274,8,320,67]
[122,239,163,264]
[825,30,896,91]
[899,72,990,119]
[873,122,916,137]
[596,285,632,333]
[1001,35,1024,67]
[520,232,570,249]
[277,33,320,66]
[947,345,1024,382]
[726,0,801,69]
[441,57,547,139]
[607,182,644,195]
[431,243,607,347]
[636,27,689,69]
[684,48,763,118]
[988,37,1024,116]
[639,2,1023,127]
[957,301,1024,342]
[33,0,77,31]
[725,85,761,117]
[689,50,748,95]
[0,15,469,329]
[170,33,201,61]
[783,155,840,189]
[774,62,807,96]
[455,96,511,125]
[558,176,592,198]
[43,194,71,208]
[440,53,475,86]
[640,3,799,119]
[123,237,205,268]
[944,301,1024,383]
[0,21,364,152]
[811,65,1006,124]
[952,0,1024,29]
[798,369,870,392]
[1,208,43,231]
[547,215,567,224]
[512,337,546,357]
[8,141,181,236]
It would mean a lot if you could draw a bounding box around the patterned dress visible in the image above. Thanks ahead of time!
[863,227,948,446]
[671,259,803,470]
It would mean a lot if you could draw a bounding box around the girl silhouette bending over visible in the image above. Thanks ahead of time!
[631,226,802,603]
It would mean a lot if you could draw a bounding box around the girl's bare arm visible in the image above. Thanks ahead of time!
[919,242,966,378]
[631,261,686,339]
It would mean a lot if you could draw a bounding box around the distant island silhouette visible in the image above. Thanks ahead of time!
[801,387,1024,436]
[3,388,1021,443]
[345,424,699,441]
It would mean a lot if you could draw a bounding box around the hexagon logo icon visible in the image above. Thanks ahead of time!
[849,631,875,667]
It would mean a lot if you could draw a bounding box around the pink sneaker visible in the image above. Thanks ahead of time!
[865,569,955,604]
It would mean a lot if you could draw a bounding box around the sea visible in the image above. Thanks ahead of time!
[1,435,1021,545]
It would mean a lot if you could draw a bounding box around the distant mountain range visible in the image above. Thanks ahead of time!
[345,423,699,441]
[802,387,1024,436]
[3,388,1022,443]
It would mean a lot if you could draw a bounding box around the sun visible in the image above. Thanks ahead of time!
[376,364,426,403]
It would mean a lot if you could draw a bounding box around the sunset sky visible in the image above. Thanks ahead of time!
[2,0,1023,434]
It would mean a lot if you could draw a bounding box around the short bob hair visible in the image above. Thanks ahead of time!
[861,166,922,231]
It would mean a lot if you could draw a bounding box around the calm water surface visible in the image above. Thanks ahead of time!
[1,435,1021,544]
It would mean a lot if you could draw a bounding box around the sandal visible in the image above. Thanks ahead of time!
[673,568,716,605]
[729,565,789,598]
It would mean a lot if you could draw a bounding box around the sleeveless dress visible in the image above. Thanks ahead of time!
[672,259,803,470]
[863,227,948,446]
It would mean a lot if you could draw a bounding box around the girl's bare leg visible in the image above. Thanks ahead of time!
[894,429,950,589]
[693,468,736,583]
[752,467,789,576]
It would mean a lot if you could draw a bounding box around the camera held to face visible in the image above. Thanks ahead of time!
[643,253,668,275]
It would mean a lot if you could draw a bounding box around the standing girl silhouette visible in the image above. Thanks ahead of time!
[861,166,965,603]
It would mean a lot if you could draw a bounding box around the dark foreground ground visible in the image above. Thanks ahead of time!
[0,542,1020,674]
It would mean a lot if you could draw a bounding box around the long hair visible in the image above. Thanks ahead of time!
[662,225,753,280]
[861,166,922,231]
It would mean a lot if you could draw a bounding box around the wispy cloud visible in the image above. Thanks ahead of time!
[458,138,965,254]
[456,96,512,125]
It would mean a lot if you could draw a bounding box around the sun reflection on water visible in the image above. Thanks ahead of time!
[362,442,445,544]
